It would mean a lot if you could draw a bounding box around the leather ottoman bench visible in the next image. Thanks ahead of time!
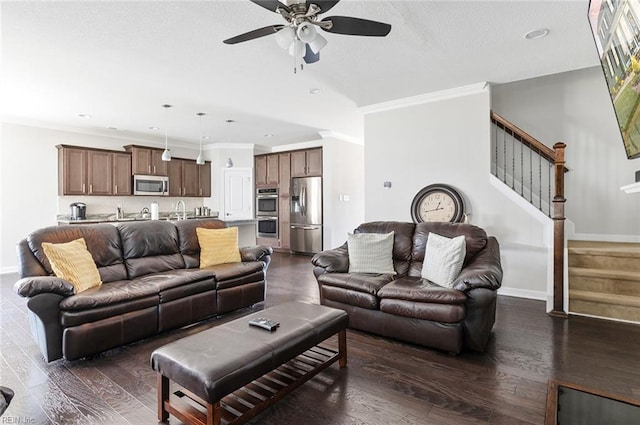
[150,301,349,425]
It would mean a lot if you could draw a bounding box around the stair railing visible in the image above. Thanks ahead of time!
[490,111,567,317]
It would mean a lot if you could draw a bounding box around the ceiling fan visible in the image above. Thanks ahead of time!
[223,0,391,71]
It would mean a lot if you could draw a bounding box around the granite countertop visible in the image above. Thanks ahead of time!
[57,211,220,224]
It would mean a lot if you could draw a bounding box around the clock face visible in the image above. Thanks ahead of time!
[418,191,457,222]
[410,184,465,223]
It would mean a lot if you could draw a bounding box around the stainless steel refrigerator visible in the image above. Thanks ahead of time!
[290,176,322,254]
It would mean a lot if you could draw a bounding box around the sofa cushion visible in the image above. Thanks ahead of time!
[60,295,159,327]
[379,299,465,323]
[322,285,380,310]
[42,238,102,293]
[27,223,127,283]
[421,233,466,288]
[203,262,265,290]
[347,232,396,274]
[133,269,216,293]
[409,222,488,278]
[119,220,185,278]
[317,272,395,295]
[377,277,467,304]
[175,219,228,269]
[59,279,161,311]
[197,227,241,267]
[354,221,415,277]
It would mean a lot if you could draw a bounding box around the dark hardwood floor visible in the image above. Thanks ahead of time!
[1,252,640,424]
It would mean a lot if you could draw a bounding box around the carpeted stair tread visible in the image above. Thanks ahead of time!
[568,240,640,257]
[568,267,640,282]
[570,289,640,308]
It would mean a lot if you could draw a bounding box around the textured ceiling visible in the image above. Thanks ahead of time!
[0,0,600,150]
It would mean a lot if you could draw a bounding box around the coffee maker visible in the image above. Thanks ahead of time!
[70,202,87,220]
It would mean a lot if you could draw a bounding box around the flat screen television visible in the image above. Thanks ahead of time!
[589,0,640,159]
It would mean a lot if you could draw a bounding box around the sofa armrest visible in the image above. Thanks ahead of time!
[311,243,349,274]
[240,245,273,262]
[453,237,503,292]
[13,276,75,298]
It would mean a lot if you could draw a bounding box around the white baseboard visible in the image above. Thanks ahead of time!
[0,266,18,275]
[498,287,546,301]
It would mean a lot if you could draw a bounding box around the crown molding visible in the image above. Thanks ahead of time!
[360,82,489,114]
[318,130,363,145]
[271,139,323,153]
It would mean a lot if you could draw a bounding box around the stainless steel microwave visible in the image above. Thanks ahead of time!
[133,175,169,196]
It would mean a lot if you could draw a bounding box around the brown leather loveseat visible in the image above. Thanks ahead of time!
[311,221,502,354]
[14,218,272,362]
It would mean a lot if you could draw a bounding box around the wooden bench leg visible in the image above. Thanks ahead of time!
[207,401,221,425]
[158,373,170,422]
[338,329,347,368]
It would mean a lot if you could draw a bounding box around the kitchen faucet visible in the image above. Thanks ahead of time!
[176,200,186,220]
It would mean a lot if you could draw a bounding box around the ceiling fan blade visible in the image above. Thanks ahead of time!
[250,0,290,13]
[303,44,320,64]
[223,25,284,45]
[321,16,391,36]
[307,0,341,14]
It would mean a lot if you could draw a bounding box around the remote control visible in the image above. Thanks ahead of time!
[249,317,280,331]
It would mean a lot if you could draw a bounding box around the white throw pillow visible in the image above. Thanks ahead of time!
[347,232,396,275]
[421,232,466,288]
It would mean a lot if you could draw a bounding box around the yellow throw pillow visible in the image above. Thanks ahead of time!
[197,227,242,268]
[41,238,102,294]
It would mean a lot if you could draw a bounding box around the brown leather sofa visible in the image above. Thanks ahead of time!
[311,221,503,354]
[14,218,272,362]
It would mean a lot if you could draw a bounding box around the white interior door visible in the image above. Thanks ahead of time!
[222,168,253,220]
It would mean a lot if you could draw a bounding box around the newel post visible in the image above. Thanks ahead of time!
[550,142,568,318]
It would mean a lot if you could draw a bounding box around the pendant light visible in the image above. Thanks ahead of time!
[225,119,234,168]
[161,104,172,161]
[196,112,205,165]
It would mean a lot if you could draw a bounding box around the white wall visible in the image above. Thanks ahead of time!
[0,122,253,272]
[363,85,548,296]
[492,67,640,240]
[321,135,365,250]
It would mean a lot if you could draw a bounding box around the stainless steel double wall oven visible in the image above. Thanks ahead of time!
[256,187,278,238]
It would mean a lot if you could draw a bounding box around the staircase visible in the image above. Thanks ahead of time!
[568,240,640,323]
[490,111,567,315]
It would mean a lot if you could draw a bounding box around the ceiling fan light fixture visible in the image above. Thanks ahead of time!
[296,21,317,43]
[308,33,327,53]
[275,25,295,49]
[288,39,305,57]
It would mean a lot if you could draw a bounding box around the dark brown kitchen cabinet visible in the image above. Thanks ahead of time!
[87,150,112,195]
[58,146,87,195]
[198,161,211,197]
[112,153,132,195]
[290,148,322,177]
[255,154,279,187]
[124,145,167,176]
[167,158,211,197]
[182,160,200,197]
[57,145,132,196]
[278,152,291,249]
[255,156,267,186]
[167,159,183,197]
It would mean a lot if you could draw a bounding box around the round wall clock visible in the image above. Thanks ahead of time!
[410,184,465,223]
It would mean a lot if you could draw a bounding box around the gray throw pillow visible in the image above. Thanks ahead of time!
[421,232,466,288]
[347,232,396,274]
